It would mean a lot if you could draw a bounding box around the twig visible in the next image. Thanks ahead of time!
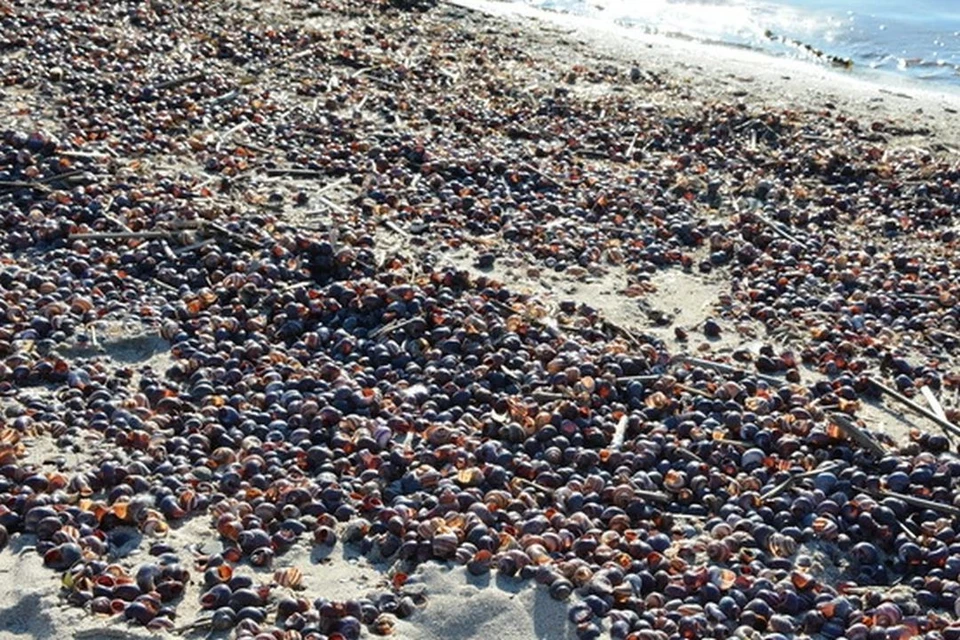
[380,218,409,236]
[632,488,671,503]
[316,194,349,215]
[172,616,214,634]
[602,319,643,349]
[615,375,663,383]
[869,378,960,438]
[203,222,263,249]
[676,383,713,399]
[672,355,784,385]
[0,180,50,192]
[154,72,205,91]
[265,168,327,179]
[865,488,960,518]
[610,414,629,449]
[751,211,807,248]
[368,317,420,340]
[827,412,887,458]
[760,462,842,501]
[39,169,91,184]
[317,175,351,196]
[516,477,556,495]
[625,131,640,159]
[920,385,949,421]
[69,231,170,241]
[59,150,112,161]
[173,238,216,256]
[892,518,921,544]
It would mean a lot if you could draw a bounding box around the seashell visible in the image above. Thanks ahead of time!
[211,607,236,630]
[766,532,797,558]
[249,547,274,567]
[200,584,232,610]
[467,549,492,576]
[314,526,337,546]
[124,602,155,625]
[548,578,574,601]
[274,567,303,589]
[229,587,265,610]
[431,531,458,559]
[155,580,184,602]
[43,542,82,571]
[372,613,397,636]
[204,564,233,588]
[238,528,272,554]
[142,515,168,537]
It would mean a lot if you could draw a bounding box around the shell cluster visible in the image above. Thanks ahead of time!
[2,0,960,639]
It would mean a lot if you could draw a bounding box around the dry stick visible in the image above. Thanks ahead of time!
[316,175,351,196]
[59,150,112,161]
[672,355,784,386]
[381,218,409,237]
[625,131,640,159]
[615,374,663,383]
[98,195,131,233]
[931,328,960,342]
[316,194,349,215]
[866,488,960,519]
[610,414,629,449]
[901,293,941,302]
[632,488,671,504]
[676,383,713,399]
[760,462,843,501]
[869,377,960,439]
[203,222,262,249]
[217,120,252,151]
[154,72,205,91]
[69,231,170,241]
[0,180,50,192]
[173,238,216,256]
[265,168,326,178]
[602,319,643,349]
[827,412,887,459]
[752,211,808,248]
[892,518,921,544]
[368,317,420,340]
[920,385,948,421]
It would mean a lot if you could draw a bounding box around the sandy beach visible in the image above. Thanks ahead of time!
[3,0,960,639]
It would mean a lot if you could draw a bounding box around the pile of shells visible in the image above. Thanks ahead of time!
[3,0,960,639]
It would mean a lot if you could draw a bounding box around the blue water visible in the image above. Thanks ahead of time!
[512,0,960,86]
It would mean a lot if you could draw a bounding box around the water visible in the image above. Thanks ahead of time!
[510,0,960,87]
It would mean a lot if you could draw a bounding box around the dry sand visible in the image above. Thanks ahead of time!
[3,1,960,639]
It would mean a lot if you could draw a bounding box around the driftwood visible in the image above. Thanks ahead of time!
[869,377,960,438]
[672,355,784,386]
[865,487,960,519]
[154,72,205,91]
[827,412,887,459]
[69,231,170,241]
[760,462,842,501]
[610,414,629,449]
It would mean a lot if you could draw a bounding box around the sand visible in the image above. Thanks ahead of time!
[2,0,960,639]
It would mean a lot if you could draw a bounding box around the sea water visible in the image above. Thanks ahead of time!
[510,0,960,86]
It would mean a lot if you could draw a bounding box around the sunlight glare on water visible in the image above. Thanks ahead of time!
[514,0,960,86]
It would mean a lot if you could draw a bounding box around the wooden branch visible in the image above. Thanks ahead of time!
[760,462,842,501]
[610,414,629,449]
[154,72,205,91]
[69,231,170,241]
[869,378,960,438]
[827,412,887,458]
[865,488,960,518]
[672,355,784,385]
